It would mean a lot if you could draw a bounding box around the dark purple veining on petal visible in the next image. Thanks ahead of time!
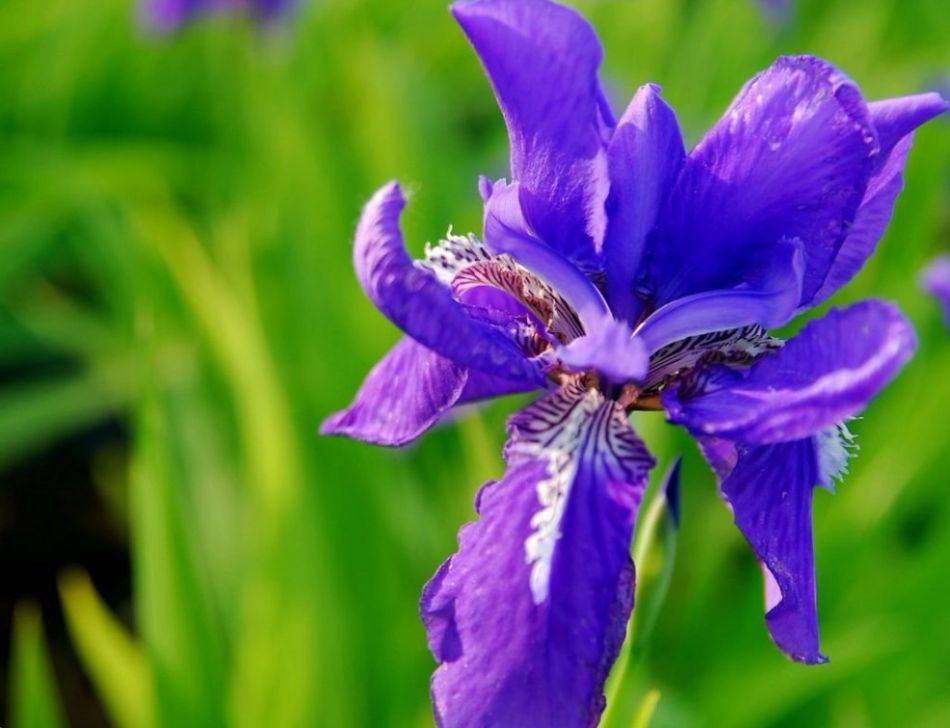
[421,385,653,727]
[663,301,916,444]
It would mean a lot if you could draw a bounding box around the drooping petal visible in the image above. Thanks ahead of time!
[921,254,950,326]
[353,182,543,385]
[811,93,948,303]
[456,369,541,405]
[452,0,612,269]
[605,84,685,324]
[663,300,916,443]
[320,337,467,447]
[421,384,654,727]
[716,439,828,664]
[649,55,877,307]
[635,237,803,354]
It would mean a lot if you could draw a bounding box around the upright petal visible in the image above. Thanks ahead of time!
[421,384,654,727]
[605,84,685,324]
[452,0,612,269]
[649,55,877,306]
[717,439,827,663]
[811,93,948,303]
[320,337,467,447]
[354,182,543,385]
[663,300,916,443]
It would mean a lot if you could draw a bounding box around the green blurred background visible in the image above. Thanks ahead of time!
[0,0,948,726]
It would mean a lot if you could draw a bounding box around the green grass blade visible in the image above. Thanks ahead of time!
[58,569,153,728]
[8,602,67,728]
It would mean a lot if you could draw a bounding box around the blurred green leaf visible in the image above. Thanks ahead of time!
[8,602,66,728]
[0,365,130,469]
[130,354,228,728]
[58,569,153,728]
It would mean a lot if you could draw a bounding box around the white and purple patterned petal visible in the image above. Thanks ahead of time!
[421,384,654,727]
[649,55,877,307]
[643,325,781,393]
[604,84,685,324]
[320,337,466,447]
[423,229,584,343]
[664,301,915,444]
[714,438,828,664]
[353,182,543,385]
[452,0,612,270]
[921,254,950,326]
[811,92,948,303]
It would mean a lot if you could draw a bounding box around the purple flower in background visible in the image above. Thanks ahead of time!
[142,0,293,31]
[921,255,950,325]
[757,0,794,26]
[322,0,947,724]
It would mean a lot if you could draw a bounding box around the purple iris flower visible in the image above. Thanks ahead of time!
[756,0,793,26]
[921,255,950,325]
[322,0,948,724]
[142,0,293,31]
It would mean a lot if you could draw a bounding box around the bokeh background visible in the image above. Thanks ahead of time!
[1,0,948,726]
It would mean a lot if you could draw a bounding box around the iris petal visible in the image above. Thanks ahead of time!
[605,84,685,324]
[452,0,612,269]
[483,179,612,332]
[714,438,828,664]
[811,93,948,304]
[649,54,877,306]
[321,337,467,447]
[456,369,541,405]
[421,384,653,727]
[353,181,543,384]
[663,300,915,444]
[635,237,803,353]
[867,92,948,162]
[557,319,649,384]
